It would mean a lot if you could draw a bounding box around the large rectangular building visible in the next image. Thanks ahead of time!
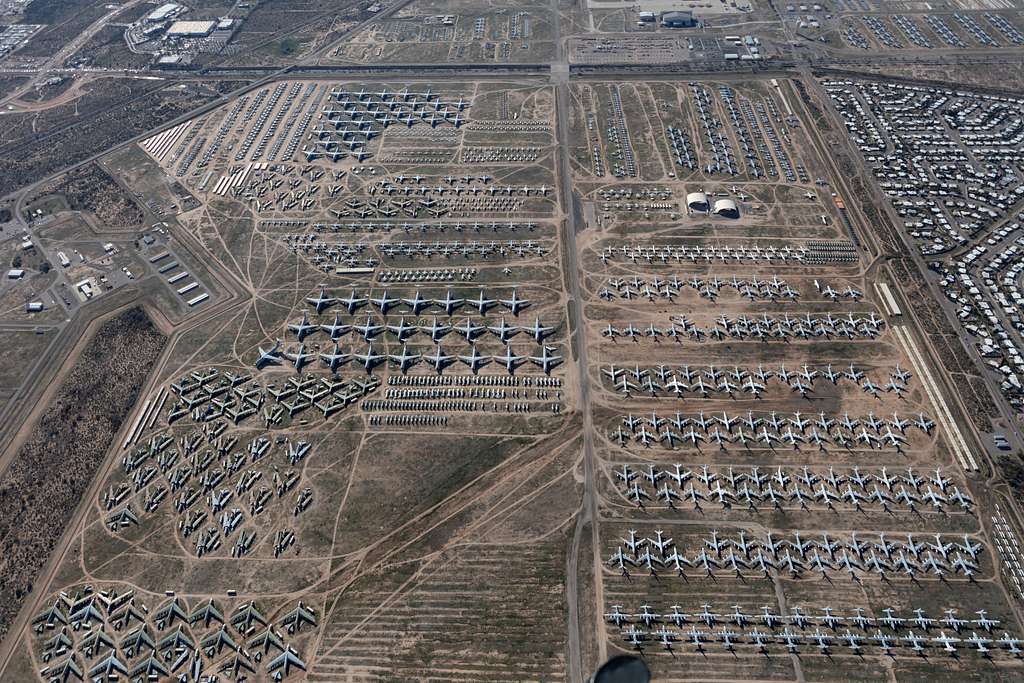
[146,3,182,23]
[166,20,216,37]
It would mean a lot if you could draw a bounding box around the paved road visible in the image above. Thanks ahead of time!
[547,3,603,679]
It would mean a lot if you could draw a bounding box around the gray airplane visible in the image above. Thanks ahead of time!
[255,339,283,368]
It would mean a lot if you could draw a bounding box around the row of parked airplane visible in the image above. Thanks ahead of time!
[301,287,532,316]
[331,86,468,107]
[613,463,972,514]
[325,88,469,128]
[281,313,556,346]
[377,239,547,259]
[368,179,549,197]
[607,605,1019,656]
[607,603,1001,635]
[603,312,886,342]
[601,243,811,265]
[257,341,563,375]
[34,592,315,681]
[611,409,931,451]
[600,274,807,302]
[603,362,910,398]
[608,528,983,580]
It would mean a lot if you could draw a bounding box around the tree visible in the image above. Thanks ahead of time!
[278,37,299,56]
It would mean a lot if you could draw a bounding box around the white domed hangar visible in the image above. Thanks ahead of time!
[686,191,709,213]
[712,198,740,219]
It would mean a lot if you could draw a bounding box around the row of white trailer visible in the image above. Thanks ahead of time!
[148,250,209,307]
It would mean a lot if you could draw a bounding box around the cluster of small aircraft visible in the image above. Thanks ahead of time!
[234,165,335,213]
[691,84,739,176]
[114,417,333,557]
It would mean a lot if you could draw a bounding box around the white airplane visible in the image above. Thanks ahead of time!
[499,289,529,315]
[321,313,351,339]
[425,345,455,374]
[338,290,367,313]
[529,346,562,374]
[495,346,525,374]
[371,289,400,313]
[306,287,337,313]
[458,346,490,373]
[467,290,496,315]
[402,290,431,314]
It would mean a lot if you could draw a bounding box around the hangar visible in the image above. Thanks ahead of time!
[712,198,740,218]
[662,11,698,28]
[686,191,709,212]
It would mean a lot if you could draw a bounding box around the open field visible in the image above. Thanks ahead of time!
[0,307,163,641]
[0,78,247,195]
